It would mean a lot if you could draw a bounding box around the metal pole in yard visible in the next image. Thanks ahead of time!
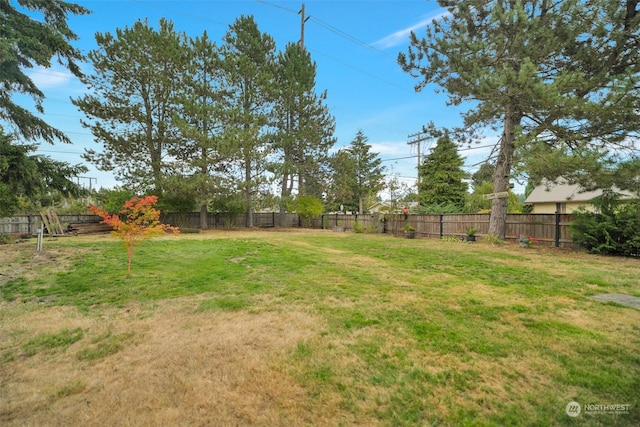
[36,223,43,251]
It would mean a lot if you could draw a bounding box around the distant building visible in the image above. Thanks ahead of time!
[524,178,635,214]
[368,202,392,214]
[368,201,419,214]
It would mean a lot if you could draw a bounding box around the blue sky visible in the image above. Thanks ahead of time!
[19,0,499,193]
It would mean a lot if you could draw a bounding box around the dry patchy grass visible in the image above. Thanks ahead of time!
[1,298,329,426]
[1,229,639,426]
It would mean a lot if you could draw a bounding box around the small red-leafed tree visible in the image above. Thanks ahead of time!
[89,195,179,276]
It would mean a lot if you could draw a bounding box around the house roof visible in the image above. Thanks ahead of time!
[368,201,419,209]
[368,201,391,209]
[525,178,635,204]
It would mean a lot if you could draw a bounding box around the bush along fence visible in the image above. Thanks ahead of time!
[1,212,577,248]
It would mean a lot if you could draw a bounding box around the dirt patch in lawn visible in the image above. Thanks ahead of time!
[0,299,330,426]
[0,238,94,286]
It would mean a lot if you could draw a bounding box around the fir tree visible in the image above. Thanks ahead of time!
[72,19,189,194]
[418,133,468,210]
[0,1,89,144]
[329,131,385,213]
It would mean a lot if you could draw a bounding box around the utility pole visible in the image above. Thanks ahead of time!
[299,3,310,48]
[407,131,429,188]
[78,176,97,190]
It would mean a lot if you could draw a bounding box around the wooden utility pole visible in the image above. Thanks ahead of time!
[299,3,310,48]
[407,132,429,188]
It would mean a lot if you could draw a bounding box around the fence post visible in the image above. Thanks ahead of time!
[555,212,561,247]
[439,214,444,238]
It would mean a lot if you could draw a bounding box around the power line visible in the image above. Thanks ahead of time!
[382,143,497,163]
[381,155,417,162]
[36,149,85,155]
[255,0,297,14]
[256,1,395,61]
[257,0,409,91]
[309,48,411,92]
[309,16,394,60]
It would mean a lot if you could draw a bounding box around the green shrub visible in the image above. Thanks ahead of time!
[295,195,323,228]
[0,232,15,245]
[570,193,640,257]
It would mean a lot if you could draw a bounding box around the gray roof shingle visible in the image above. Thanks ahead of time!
[524,178,635,204]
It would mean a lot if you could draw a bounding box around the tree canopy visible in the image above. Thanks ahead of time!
[418,133,468,209]
[173,31,228,228]
[0,0,89,144]
[272,42,335,224]
[73,15,337,220]
[219,15,277,227]
[73,18,188,194]
[328,130,385,213]
[0,130,87,216]
[400,0,640,239]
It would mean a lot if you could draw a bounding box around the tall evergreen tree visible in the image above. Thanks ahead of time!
[72,19,189,194]
[273,42,336,225]
[471,162,495,190]
[0,1,89,144]
[329,130,385,214]
[418,133,468,209]
[219,16,276,227]
[399,0,640,239]
[173,31,228,228]
[0,130,86,216]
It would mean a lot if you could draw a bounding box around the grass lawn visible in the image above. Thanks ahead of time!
[1,229,639,426]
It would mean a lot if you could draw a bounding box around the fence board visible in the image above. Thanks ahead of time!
[0,214,106,236]
[1,212,580,248]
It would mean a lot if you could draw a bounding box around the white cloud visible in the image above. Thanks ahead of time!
[370,141,408,157]
[28,65,74,89]
[373,11,449,50]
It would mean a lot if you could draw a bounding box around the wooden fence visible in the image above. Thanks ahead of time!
[160,212,300,229]
[315,213,578,249]
[0,212,299,236]
[0,214,100,236]
[1,212,577,248]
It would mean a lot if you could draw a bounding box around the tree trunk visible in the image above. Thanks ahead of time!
[199,204,208,229]
[245,161,254,228]
[278,205,286,227]
[488,103,521,240]
[278,175,287,227]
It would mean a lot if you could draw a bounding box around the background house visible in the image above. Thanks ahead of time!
[368,201,419,214]
[525,178,635,213]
